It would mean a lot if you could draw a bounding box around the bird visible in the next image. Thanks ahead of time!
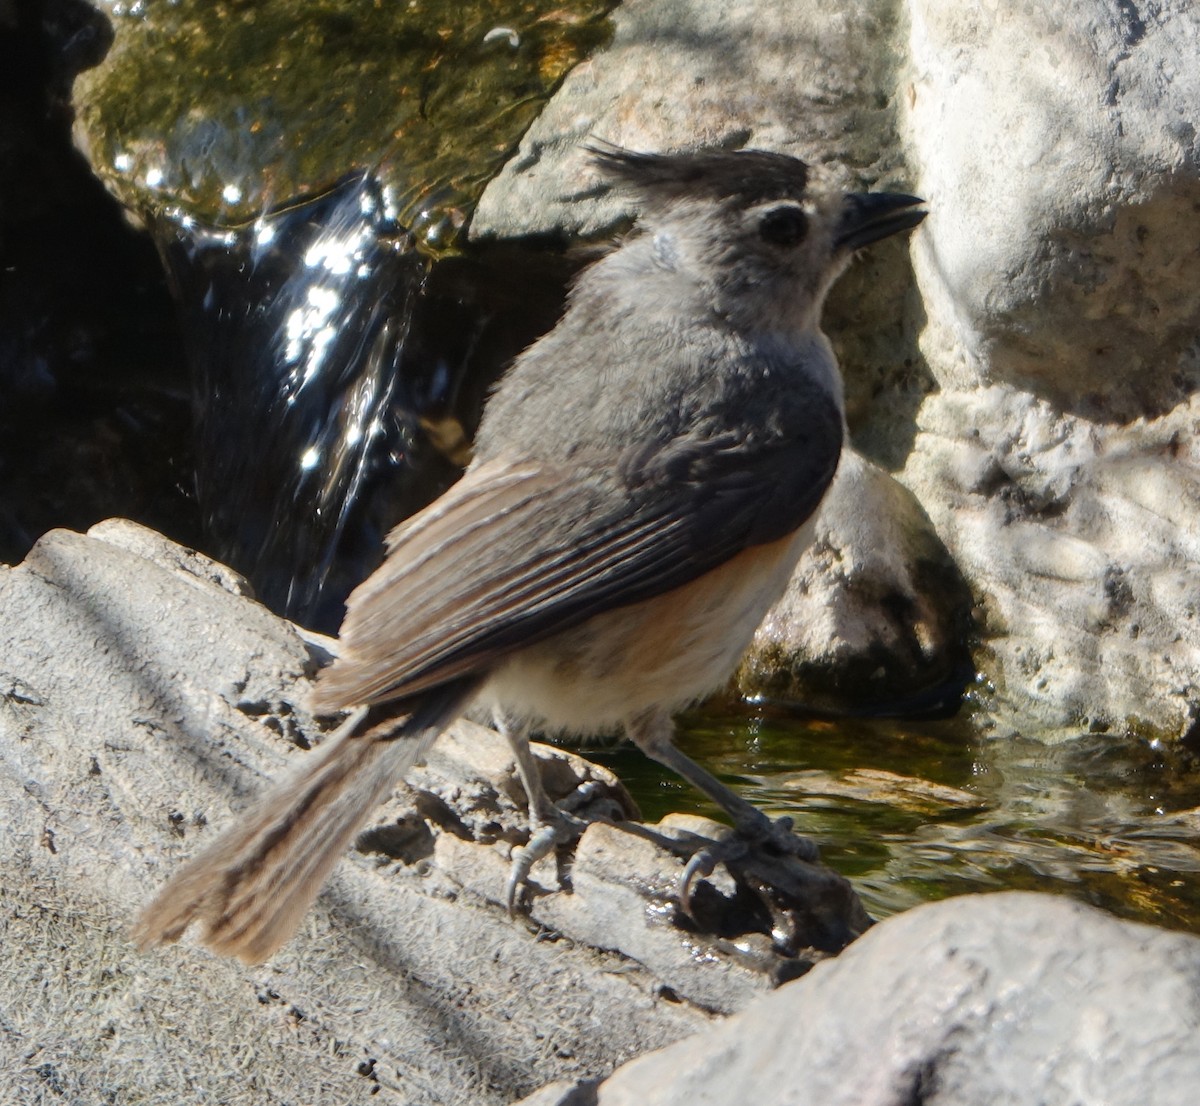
[134,144,925,964]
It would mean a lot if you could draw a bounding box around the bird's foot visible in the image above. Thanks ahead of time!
[506,781,606,914]
[679,812,821,919]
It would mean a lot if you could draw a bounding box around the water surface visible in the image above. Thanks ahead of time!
[590,703,1200,933]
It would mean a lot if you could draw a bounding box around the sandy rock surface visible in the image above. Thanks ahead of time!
[0,520,866,1104]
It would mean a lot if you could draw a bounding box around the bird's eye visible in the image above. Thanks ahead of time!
[758,205,808,248]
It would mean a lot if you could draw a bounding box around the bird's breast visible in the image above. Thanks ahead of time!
[480,519,816,734]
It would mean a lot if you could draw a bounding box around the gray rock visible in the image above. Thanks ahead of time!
[737,450,974,713]
[901,384,1200,740]
[905,0,1200,420]
[0,520,867,1104]
[896,0,1200,738]
[518,891,1200,1106]
[472,0,911,240]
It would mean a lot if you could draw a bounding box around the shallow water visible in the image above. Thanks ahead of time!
[588,702,1200,934]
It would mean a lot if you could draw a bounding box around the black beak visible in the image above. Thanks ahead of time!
[836,192,926,251]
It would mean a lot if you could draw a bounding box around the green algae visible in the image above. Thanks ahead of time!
[73,0,616,247]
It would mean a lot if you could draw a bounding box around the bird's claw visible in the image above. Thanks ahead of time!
[678,814,821,918]
[679,845,723,917]
[507,823,565,914]
[505,784,603,914]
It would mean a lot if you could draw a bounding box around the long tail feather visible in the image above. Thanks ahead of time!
[133,682,475,963]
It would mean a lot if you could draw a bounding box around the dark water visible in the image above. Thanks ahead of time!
[589,702,1200,933]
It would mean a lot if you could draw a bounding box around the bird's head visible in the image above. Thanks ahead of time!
[589,143,925,333]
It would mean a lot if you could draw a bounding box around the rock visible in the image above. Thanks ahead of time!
[472,0,910,240]
[0,520,869,1104]
[737,450,974,714]
[904,0,1200,420]
[69,0,618,243]
[896,0,1200,738]
[518,891,1200,1106]
[902,385,1200,740]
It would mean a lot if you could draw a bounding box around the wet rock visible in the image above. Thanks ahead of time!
[70,0,619,244]
[518,891,1200,1106]
[0,520,869,1103]
[59,4,611,630]
[737,450,975,716]
[894,1,1200,739]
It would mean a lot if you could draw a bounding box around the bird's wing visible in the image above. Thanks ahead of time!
[312,407,842,711]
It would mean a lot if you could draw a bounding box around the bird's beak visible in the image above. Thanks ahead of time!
[835,192,926,251]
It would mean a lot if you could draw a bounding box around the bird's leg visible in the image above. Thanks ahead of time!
[624,708,820,911]
[495,710,593,913]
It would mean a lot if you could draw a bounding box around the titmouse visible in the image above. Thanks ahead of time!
[135,145,925,963]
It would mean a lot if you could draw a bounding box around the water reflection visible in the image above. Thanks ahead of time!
[152,171,579,631]
[588,704,1200,934]
[158,172,432,628]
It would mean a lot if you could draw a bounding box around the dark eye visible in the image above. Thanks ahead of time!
[758,205,808,248]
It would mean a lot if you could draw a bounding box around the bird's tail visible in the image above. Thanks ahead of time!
[132,681,475,964]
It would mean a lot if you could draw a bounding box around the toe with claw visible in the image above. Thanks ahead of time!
[678,814,822,919]
[505,806,589,914]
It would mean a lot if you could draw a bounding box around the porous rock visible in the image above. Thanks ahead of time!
[898,0,1200,739]
[902,384,1200,740]
[518,891,1200,1106]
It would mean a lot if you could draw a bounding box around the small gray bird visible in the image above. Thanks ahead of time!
[135,145,925,963]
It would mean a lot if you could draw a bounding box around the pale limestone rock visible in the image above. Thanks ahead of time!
[903,0,1200,420]
[519,892,1200,1106]
[902,385,1200,738]
[896,1,1200,738]
[0,521,868,1104]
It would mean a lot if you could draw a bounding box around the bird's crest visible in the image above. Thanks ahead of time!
[587,142,810,208]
